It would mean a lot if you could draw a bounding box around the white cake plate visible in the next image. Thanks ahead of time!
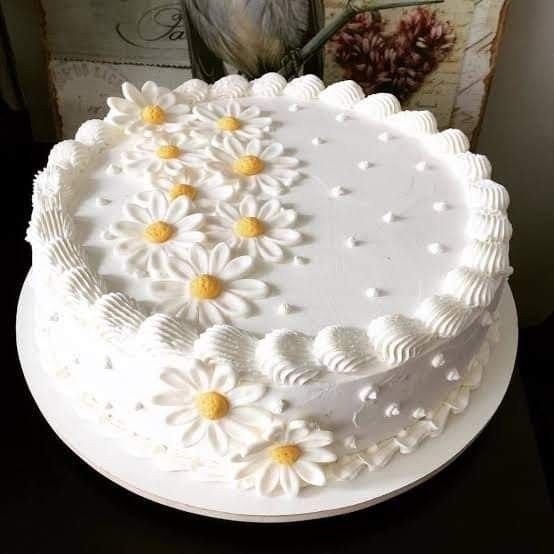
[16,274,518,522]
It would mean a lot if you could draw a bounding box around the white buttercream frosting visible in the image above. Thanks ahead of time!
[283,74,324,101]
[387,110,438,135]
[354,93,401,120]
[368,315,432,366]
[318,80,365,109]
[27,74,512,498]
[468,179,510,211]
[313,326,374,373]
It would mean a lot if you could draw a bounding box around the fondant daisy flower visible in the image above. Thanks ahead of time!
[191,100,271,141]
[108,190,205,277]
[107,81,193,135]
[122,133,205,176]
[153,359,272,456]
[209,195,301,262]
[232,420,337,497]
[150,242,269,327]
[151,166,235,210]
[205,136,300,196]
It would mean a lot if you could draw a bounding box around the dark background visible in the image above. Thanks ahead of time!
[2,102,553,553]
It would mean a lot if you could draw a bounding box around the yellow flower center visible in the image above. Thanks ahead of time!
[143,221,174,243]
[270,444,302,465]
[169,183,197,201]
[195,391,230,420]
[141,104,166,125]
[233,155,265,177]
[189,274,223,300]
[217,116,242,132]
[157,145,181,159]
[233,216,265,238]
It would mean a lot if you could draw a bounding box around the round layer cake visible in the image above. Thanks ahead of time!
[27,74,512,497]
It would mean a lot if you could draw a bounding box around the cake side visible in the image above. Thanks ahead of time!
[26,74,512,496]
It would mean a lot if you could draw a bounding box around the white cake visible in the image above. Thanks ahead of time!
[27,73,512,497]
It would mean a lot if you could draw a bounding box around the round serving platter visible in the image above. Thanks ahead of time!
[16,273,517,522]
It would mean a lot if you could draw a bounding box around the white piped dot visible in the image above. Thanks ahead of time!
[412,407,427,420]
[343,435,357,450]
[415,161,427,172]
[106,164,121,175]
[358,385,378,402]
[101,230,115,241]
[365,287,380,298]
[270,399,288,414]
[378,131,390,142]
[446,368,461,382]
[311,136,325,146]
[481,311,493,327]
[135,402,144,411]
[96,197,111,207]
[433,201,448,212]
[288,103,300,112]
[357,160,373,170]
[385,403,400,417]
[293,255,308,266]
[263,125,272,133]
[277,303,293,315]
[381,211,395,223]
[431,353,445,368]
[427,242,445,255]
[335,112,348,123]
[330,186,347,197]
[345,236,359,248]
[104,357,112,370]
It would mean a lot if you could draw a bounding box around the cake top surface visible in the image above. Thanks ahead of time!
[31,74,511,378]
[76,84,467,336]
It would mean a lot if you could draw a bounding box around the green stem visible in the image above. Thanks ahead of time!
[279,0,445,77]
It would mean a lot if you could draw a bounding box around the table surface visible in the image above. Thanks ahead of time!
[4,142,553,553]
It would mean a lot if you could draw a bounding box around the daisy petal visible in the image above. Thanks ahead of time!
[165,195,191,223]
[227,279,269,299]
[188,244,209,273]
[227,384,265,406]
[207,242,230,274]
[166,407,198,425]
[301,447,337,463]
[215,291,250,317]
[280,465,300,496]
[221,417,261,444]
[180,418,206,446]
[294,459,326,486]
[206,422,229,455]
[159,368,193,390]
[246,139,262,156]
[210,364,237,392]
[258,199,281,220]
[220,255,253,280]
[266,228,301,245]
[295,430,334,448]
[256,238,284,262]
[261,142,284,160]
[231,406,273,428]
[257,462,280,495]
[239,194,258,217]
[114,238,143,256]
[153,390,190,406]
[123,203,151,224]
[122,82,145,106]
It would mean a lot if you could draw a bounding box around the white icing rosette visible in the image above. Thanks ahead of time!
[205,136,300,196]
[151,167,235,210]
[150,242,269,327]
[107,81,193,135]
[208,195,301,262]
[153,359,272,456]
[107,190,205,277]
[122,133,205,176]
[232,420,337,496]
[191,100,271,141]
